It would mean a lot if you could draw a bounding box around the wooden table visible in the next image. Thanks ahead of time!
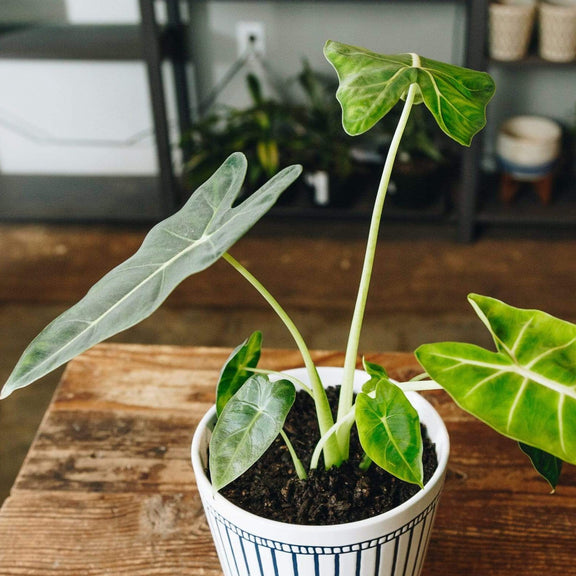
[0,344,574,575]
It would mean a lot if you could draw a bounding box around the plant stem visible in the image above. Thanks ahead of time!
[336,80,419,457]
[223,252,343,467]
[247,367,314,397]
[281,430,307,480]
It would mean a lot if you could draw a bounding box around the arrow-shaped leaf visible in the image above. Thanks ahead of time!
[324,40,495,145]
[416,294,576,466]
[216,331,262,416]
[356,379,423,487]
[210,374,296,491]
[1,154,302,399]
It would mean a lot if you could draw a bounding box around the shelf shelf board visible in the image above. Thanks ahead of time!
[264,182,453,223]
[0,25,142,61]
[477,174,576,227]
[489,54,576,68]
[0,24,186,62]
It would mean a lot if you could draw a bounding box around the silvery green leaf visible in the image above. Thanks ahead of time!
[324,40,495,145]
[1,154,301,399]
[216,331,262,416]
[416,294,576,466]
[356,379,423,487]
[210,374,296,491]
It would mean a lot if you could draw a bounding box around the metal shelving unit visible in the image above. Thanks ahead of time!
[8,0,571,241]
[0,0,191,222]
[184,0,484,241]
[460,2,576,240]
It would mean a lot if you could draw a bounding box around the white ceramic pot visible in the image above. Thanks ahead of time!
[192,367,450,576]
[496,115,562,180]
[539,1,576,62]
[489,1,536,61]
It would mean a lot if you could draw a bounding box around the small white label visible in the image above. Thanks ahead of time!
[305,171,330,206]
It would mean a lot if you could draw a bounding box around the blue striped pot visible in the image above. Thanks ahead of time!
[192,367,450,576]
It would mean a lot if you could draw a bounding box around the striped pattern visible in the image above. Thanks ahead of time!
[204,497,439,576]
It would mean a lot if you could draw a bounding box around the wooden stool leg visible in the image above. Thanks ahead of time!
[534,173,554,205]
[500,172,519,203]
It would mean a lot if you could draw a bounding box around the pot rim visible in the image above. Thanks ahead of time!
[192,366,450,533]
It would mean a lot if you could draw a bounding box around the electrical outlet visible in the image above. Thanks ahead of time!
[236,21,266,57]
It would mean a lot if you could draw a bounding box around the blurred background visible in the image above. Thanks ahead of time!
[0,0,575,503]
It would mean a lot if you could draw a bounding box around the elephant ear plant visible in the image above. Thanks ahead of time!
[1,42,574,501]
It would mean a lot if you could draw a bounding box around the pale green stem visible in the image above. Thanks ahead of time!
[310,405,356,470]
[247,367,314,397]
[336,81,419,456]
[223,252,343,467]
[281,429,307,480]
[392,379,442,392]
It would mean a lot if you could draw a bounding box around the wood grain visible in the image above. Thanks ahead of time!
[2,225,576,320]
[0,344,574,575]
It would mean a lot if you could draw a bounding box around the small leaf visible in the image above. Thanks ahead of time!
[209,374,296,491]
[363,358,389,379]
[356,379,423,487]
[216,331,262,416]
[362,358,390,393]
[1,155,302,399]
[416,294,576,466]
[519,443,563,491]
[324,40,495,145]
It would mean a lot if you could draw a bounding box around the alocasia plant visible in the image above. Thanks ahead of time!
[2,41,574,494]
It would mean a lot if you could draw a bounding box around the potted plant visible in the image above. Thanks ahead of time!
[184,62,362,209]
[287,61,358,207]
[2,41,575,576]
[182,72,294,199]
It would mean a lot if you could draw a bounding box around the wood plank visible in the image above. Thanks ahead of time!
[0,491,222,575]
[2,225,576,320]
[12,345,418,494]
[2,344,575,575]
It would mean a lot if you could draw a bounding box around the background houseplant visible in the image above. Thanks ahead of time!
[182,72,291,196]
[183,61,376,209]
[1,40,575,574]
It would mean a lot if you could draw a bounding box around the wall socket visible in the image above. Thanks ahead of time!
[236,21,266,57]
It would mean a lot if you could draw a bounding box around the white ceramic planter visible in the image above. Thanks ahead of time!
[489,1,536,61]
[192,367,450,576]
[496,115,562,180]
[539,1,576,62]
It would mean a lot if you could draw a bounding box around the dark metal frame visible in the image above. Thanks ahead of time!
[139,0,193,216]
[459,0,489,242]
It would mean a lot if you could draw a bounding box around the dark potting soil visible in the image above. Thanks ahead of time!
[219,386,438,526]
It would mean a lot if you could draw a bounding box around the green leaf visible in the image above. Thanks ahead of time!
[519,443,563,491]
[1,154,302,399]
[324,40,495,145]
[216,331,262,416]
[356,379,424,487]
[361,358,389,393]
[416,294,576,466]
[209,374,296,491]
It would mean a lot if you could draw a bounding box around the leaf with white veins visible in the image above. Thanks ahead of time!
[356,379,423,487]
[1,154,301,399]
[324,40,495,145]
[210,374,296,491]
[416,294,576,466]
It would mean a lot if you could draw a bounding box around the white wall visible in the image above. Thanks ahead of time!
[0,61,158,175]
[1,1,574,177]
[189,2,467,110]
[0,0,179,177]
